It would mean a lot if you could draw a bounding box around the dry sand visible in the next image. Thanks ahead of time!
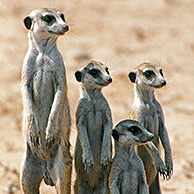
[0,0,194,193]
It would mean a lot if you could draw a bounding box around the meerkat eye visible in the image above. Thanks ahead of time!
[41,14,56,25]
[105,67,110,75]
[89,69,100,78]
[60,13,66,22]
[143,70,155,79]
[159,69,164,77]
[128,126,140,135]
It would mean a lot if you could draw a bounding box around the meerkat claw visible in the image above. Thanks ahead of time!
[101,157,111,168]
[46,134,55,149]
[83,159,93,172]
[30,133,40,147]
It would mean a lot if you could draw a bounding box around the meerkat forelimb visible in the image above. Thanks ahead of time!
[128,62,173,193]
[109,119,154,194]
[20,8,72,194]
[74,61,113,194]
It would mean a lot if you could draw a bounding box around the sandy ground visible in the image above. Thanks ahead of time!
[0,0,194,193]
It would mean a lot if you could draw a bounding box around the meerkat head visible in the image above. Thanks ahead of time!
[24,8,69,39]
[128,62,166,90]
[112,119,154,146]
[75,60,112,90]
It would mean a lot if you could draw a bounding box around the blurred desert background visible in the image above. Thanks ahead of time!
[0,0,194,193]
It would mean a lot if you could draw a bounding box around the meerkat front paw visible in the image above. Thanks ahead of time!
[165,155,173,180]
[101,151,111,168]
[83,152,94,172]
[27,114,40,147]
[155,156,166,177]
[29,131,40,147]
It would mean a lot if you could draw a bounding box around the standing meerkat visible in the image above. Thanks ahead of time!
[109,119,155,194]
[74,61,113,194]
[128,62,173,194]
[20,8,72,194]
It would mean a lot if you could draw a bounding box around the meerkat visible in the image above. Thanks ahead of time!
[109,119,155,194]
[20,8,72,194]
[74,60,113,194]
[128,62,173,194]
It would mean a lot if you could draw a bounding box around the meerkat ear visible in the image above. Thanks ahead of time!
[128,71,137,83]
[24,16,32,30]
[75,71,82,82]
[112,129,119,141]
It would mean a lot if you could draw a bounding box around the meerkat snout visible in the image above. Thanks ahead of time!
[160,79,166,86]
[148,134,155,141]
[107,77,112,83]
[62,25,69,32]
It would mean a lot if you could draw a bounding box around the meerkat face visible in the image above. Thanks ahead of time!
[24,8,69,39]
[112,120,154,146]
[75,61,112,89]
[128,62,166,89]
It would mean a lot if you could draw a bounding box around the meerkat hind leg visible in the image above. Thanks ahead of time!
[20,145,44,194]
[94,174,109,194]
[137,145,157,186]
[75,176,93,194]
[149,173,161,194]
[49,146,72,194]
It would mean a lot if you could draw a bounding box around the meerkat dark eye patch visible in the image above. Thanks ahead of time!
[128,126,140,136]
[60,13,66,22]
[143,70,155,79]
[159,69,164,77]
[89,69,100,78]
[41,14,56,25]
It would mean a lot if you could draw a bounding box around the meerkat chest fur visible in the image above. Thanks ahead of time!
[116,146,141,187]
[33,48,60,101]
[78,89,110,156]
[133,89,159,136]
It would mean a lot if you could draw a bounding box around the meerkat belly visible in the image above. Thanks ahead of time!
[31,58,58,157]
[33,70,54,102]
[87,110,103,161]
[75,139,104,188]
[144,107,159,146]
[87,110,104,186]
[76,110,105,187]
[121,166,138,193]
[33,69,54,122]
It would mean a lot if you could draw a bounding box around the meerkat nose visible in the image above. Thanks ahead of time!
[107,77,112,83]
[160,80,166,86]
[148,134,155,141]
[63,25,69,32]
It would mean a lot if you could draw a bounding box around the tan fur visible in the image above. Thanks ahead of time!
[129,62,173,194]
[20,8,72,194]
[109,119,154,194]
[74,61,113,194]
